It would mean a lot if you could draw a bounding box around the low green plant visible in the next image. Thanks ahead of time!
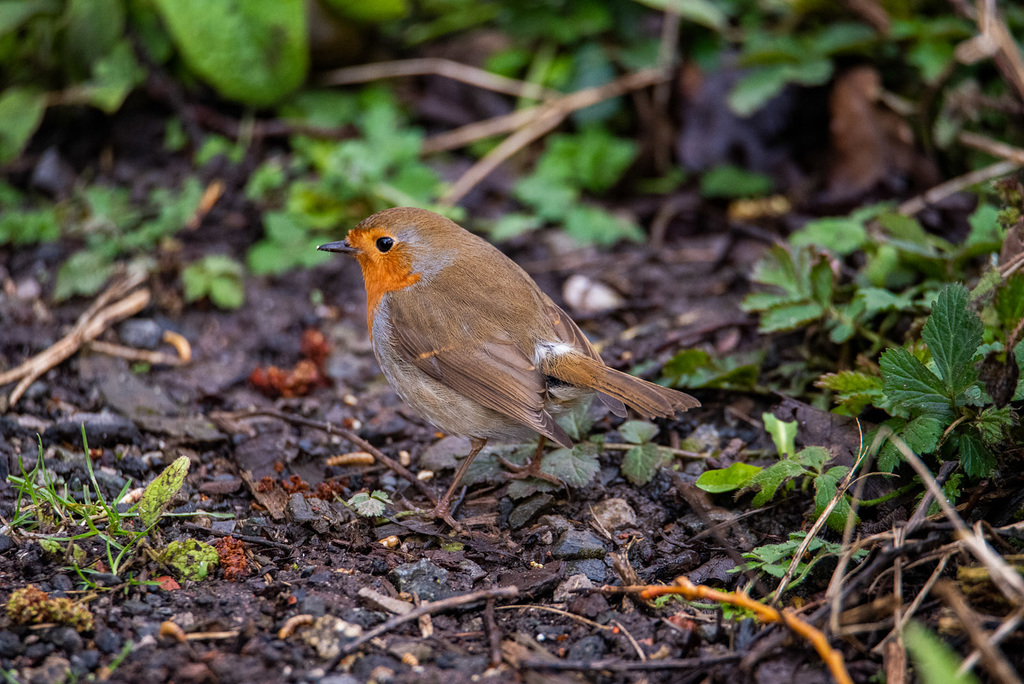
[345,490,392,517]
[182,254,246,309]
[735,532,867,589]
[904,621,979,684]
[696,413,856,532]
[8,430,197,581]
[490,127,644,245]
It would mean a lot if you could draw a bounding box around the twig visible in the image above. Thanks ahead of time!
[958,131,1024,164]
[897,159,1019,216]
[0,275,150,407]
[615,577,853,684]
[319,57,561,101]
[440,68,669,206]
[484,598,501,668]
[960,606,1024,675]
[601,442,708,459]
[422,107,547,154]
[933,580,1022,684]
[180,522,294,554]
[520,654,742,672]
[210,408,437,505]
[496,604,615,632]
[871,553,952,650]
[611,619,647,661]
[953,0,1024,102]
[85,340,187,367]
[327,586,519,668]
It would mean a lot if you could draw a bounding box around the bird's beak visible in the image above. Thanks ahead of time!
[318,240,357,255]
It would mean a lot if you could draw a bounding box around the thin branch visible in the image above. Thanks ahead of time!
[210,408,437,505]
[319,57,562,101]
[327,585,519,668]
[934,580,1022,684]
[897,159,1019,216]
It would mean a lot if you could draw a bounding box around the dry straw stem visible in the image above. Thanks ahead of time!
[615,577,853,684]
[440,68,670,206]
[933,580,1022,684]
[0,272,151,408]
[320,57,562,101]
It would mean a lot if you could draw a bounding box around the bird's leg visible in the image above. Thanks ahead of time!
[497,437,562,485]
[432,437,487,528]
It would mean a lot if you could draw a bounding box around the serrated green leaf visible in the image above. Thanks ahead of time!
[878,415,946,472]
[563,205,644,246]
[695,462,762,493]
[751,460,808,506]
[618,420,658,445]
[763,413,797,458]
[795,446,830,471]
[54,250,115,301]
[817,370,883,393]
[209,276,245,310]
[556,396,594,441]
[855,287,915,316]
[140,455,190,528]
[921,284,983,394]
[957,431,995,479]
[814,465,855,532]
[541,444,600,488]
[514,174,578,220]
[880,348,953,419]
[347,490,391,517]
[875,418,908,472]
[976,406,1013,444]
[621,443,666,485]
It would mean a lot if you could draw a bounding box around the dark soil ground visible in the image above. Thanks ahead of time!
[2,91,1022,684]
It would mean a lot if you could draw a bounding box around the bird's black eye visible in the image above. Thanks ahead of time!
[376,237,394,253]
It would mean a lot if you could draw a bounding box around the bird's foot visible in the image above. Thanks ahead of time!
[496,454,562,486]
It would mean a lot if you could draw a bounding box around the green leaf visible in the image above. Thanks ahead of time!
[541,444,600,488]
[794,446,830,472]
[921,284,983,395]
[618,420,658,445]
[751,460,808,506]
[728,65,790,117]
[630,0,727,31]
[320,0,407,23]
[814,465,856,532]
[78,40,146,113]
[965,202,1001,248]
[209,276,245,310]
[347,490,391,517]
[569,44,620,125]
[817,370,884,414]
[514,174,578,220]
[855,287,915,316]
[758,301,826,333]
[139,456,190,528]
[160,539,218,581]
[662,348,762,391]
[763,413,797,458]
[880,348,953,419]
[563,205,644,246]
[621,443,666,486]
[64,0,126,72]
[0,87,47,163]
[957,431,995,479]
[904,621,979,684]
[0,0,59,37]
[151,0,309,106]
[695,462,762,493]
[995,274,1024,331]
[699,165,773,198]
[555,396,594,442]
[489,213,542,242]
[976,406,1013,445]
[53,251,115,301]
[789,217,867,256]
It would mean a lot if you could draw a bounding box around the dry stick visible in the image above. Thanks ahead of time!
[961,606,1024,675]
[86,340,187,367]
[327,585,519,669]
[484,598,501,668]
[958,131,1024,164]
[962,0,1024,102]
[210,408,436,505]
[319,57,562,101]
[629,577,853,684]
[888,430,1024,603]
[440,68,669,206]
[422,107,543,154]
[870,552,952,652]
[0,285,151,407]
[933,580,1022,684]
[897,159,1019,216]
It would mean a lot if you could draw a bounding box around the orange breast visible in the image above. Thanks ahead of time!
[359,255,421,338]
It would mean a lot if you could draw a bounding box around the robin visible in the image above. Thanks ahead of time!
[319,207,699,526]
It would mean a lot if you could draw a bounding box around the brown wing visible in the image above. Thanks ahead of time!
[542,299,628,417]
[388,294,573,447]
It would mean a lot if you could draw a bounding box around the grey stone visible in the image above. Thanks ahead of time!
[47,627,82,654]
[389,559,451,601]
[118,319,164,349]
[550,529,607,560]
[552,573,594,603]
[0,629,23,657]
[564,559,607,582]
[567,634,607,661]
[508,493,554,529]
